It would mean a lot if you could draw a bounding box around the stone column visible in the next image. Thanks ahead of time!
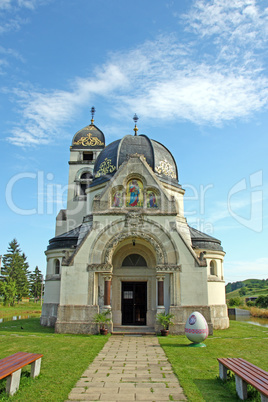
[158,278,164,306]
[156,275,165,314]
[103,275,112,308]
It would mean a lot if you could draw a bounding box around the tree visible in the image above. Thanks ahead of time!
[255,295,268,309]
[0,279,17,306]
[29,266,43,302]
[228,297,242,307]
[239,287,247,296]
[1,239,30,303]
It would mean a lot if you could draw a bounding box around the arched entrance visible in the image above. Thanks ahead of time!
[121,254,147,325]
[111,241,157,328]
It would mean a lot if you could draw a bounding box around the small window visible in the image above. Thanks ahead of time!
[122,254,147,267]
[210,260,216,276]
[83,152,93,161]
[55,259,60,275]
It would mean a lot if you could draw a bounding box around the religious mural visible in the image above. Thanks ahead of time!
[112,190,123,207]
[147,191,158,208]
[126,179,143,207]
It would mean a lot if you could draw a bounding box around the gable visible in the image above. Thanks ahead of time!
[92,155,177,214]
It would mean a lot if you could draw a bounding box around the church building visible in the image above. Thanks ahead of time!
[41,109,229,334]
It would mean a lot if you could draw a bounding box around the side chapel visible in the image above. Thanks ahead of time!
[41,109,229,334]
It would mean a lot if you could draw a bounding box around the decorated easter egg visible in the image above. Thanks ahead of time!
[185,311,209,343]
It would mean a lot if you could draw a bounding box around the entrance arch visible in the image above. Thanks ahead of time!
[111,241,158,327]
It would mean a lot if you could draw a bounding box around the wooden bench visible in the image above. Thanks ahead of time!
[0,352,43,396]
[218,357,268,402]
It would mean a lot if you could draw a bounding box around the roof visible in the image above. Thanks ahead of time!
[47,226,81,250]
[71,123,105,150]
[92,134,178,185]
[189,226,224,252]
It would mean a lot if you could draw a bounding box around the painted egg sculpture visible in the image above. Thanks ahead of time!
[185,311,209,343]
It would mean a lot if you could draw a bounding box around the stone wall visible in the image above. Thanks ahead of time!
[40,303,59,327]
[55,305,103,334]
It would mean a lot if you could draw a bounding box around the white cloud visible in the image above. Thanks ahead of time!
[0,0,12,10]
[7,1,268,146]
[0,0,50,34]
[224,258,268,282]
[182,0,268,46]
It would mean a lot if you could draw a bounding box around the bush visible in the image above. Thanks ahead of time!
[228,297,242,307]
[246,300,255,307]
[255,295,268,309]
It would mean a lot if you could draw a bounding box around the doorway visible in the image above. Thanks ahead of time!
[122,282,147,325]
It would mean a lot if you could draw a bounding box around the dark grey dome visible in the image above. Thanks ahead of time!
[71,123,105,149]
[189,227,224,252]
[93,134,178,183]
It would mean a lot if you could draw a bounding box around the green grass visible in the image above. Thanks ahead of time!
[159,321,268,402]
[0,318,109,401]
[0,302,42,318]
[226,287,268,300]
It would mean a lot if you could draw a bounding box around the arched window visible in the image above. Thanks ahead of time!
[80,172,93,195]
[122,254,147,267]
[55,259,60,275]
[210,260,216,276]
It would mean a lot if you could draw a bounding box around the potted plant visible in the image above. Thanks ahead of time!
[93,310,111,335]
[156,312,174,336]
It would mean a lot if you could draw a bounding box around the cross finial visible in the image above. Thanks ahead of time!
[133,113,139,136]
[91,106,95,124]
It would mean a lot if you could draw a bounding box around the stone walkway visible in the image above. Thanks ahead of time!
[66,335,186,402]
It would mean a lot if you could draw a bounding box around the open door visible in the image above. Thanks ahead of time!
[122,282,147,325]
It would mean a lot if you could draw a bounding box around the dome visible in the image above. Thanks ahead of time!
[93,134,178,184]
[189,227,224,252]
[71,123,105,149]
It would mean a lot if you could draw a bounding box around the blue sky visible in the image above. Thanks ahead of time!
[0,0,267,284]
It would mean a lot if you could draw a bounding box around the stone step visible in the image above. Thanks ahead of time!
[112,326,156,335]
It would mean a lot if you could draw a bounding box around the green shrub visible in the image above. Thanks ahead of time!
[255,295,268,308]
[228,297,242,307]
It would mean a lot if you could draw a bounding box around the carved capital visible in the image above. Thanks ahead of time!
[156,275,165,281]
[102,274,112,281]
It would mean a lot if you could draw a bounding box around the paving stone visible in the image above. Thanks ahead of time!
[68,335,186,401]
[135,383,166,388]
[100,393,135,400]
[68,392,101,400]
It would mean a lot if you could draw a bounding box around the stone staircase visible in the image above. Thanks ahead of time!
[112,326,156,335]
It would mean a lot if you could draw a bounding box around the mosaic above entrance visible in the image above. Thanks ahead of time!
[126,179,143,207]
[111,178,159,209]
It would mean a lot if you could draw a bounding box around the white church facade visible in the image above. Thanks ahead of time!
[41,110,229,334]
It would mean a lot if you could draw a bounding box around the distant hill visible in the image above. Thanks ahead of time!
[225,278,268,300]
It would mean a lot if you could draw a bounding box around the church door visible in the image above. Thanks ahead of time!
[122,282,147,325]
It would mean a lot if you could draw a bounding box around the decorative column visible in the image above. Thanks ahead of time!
[156,275,165,314]
[103,275,112,308]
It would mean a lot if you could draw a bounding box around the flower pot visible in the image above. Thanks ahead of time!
[100,328,108,335]
[160,329,169,336]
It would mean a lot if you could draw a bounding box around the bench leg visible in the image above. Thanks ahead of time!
[6,369,22,396]
[31,357,42,378]
[235,375,248,400]
[219,362,228,380]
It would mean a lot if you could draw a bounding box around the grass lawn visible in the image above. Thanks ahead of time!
[159,321,268,402]
[226,287,268,300]
[0,318,267,401]
[0,302,42,318]
[0,318,109,401]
